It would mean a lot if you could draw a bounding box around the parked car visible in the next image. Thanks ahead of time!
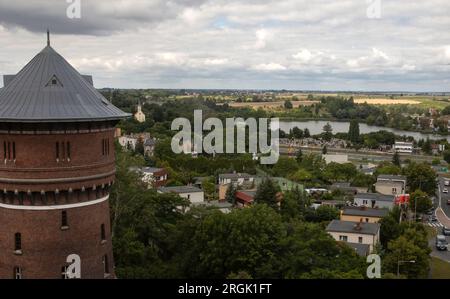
[445,180,450,186]
[443,188,449,193]
[431,215,438,222]
[426,209,434,216]
[436,235,448,251]
[443,227,450,236]
[447,199,450,205]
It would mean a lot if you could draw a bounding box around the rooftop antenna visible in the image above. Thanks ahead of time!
[47,29,50,46]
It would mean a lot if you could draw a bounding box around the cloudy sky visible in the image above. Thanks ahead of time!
[0,0,449,91]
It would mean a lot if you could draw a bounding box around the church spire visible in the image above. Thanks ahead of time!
[47,29,50,46]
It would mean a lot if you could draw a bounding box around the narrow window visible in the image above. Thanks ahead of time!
[56,142,60,160]
[3,141,6,160]
[12,142,16,160]
[358,237,363,244]
[7,142,11,160]
[102,139,105,156]
[61,211,68,227]
[62,141,66,160]
[101,224,106,241]
[103,255,110,274]
[14,267,22,279]
[107,139,110,155]
[14,233,21,251]
[67,142,71,160]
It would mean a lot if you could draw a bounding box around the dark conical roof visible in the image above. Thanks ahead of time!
[0,45,130,123]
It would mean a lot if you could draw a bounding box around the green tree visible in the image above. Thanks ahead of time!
[422,138,432,155]
[392,151,401,167]
[295,149,303,164]
[348,120,360,144]
[410,189,433,214]
[304,128,310,138]
[254,178,281,210]
[323,122,333,141]
[382,234,430,279]
[284,100,293,109]
[443,150,450,164]
[225,184,237,204]
[404,162,437,195]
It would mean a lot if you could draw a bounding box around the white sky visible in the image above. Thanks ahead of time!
[0,0,449,91]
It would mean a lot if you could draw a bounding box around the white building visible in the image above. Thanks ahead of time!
[393,142,413,154]
[326,220,380,254]
[323,154,349,164]
[134,103,146,123]
[118,136,138,150]
[218,173,255,186]
[158,186,204,205]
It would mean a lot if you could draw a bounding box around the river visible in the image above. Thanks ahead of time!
[276,120,450,142]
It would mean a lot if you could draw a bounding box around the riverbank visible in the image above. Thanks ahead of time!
[277,119,450,142]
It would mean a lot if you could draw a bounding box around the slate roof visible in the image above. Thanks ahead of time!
[0,44,130,122]
[326,220,380,235]
[354,192,395,202]
[377,174,407,181]
[158,186,203,194]
[342,207,389,218]
[346,242,370,257]
[219,173,253,179]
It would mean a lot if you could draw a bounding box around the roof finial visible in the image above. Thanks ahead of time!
[47,29,50,46]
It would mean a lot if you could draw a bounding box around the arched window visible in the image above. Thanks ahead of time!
[103,255,109,274]
[61,210,68,228]
[14,233,21,251]
[101,224,106,241]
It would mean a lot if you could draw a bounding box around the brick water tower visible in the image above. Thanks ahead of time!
[0,33,129,279]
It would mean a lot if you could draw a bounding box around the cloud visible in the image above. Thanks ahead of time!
[252,63,287,71]
[0,0,450,91]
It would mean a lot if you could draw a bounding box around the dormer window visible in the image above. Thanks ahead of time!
[45,75,63,87]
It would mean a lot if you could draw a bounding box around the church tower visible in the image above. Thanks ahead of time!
[134,102,146,123]
[0,33,129,278]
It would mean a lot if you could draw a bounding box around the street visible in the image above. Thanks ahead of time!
[429,176,450,262]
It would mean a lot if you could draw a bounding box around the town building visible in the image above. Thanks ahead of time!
[144,138,156,156]
[375,174,407,195]
[132,167,168,188]
[134,103,146,123]
[330,182,357,195]
[393,142,413,154]
[235,190,256,207]
[323,154,349,164]
[118,135,138,150]
[218,173,255,201]
[218,173,255,186]
[158,186,204,205]
[326,220,381,253]
[340,206,388,223]
[0,34,129,278]
[353,193,396,209]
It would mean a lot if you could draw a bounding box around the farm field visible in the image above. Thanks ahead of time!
[227,100,319,109]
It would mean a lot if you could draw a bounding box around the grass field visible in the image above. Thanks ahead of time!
[228,100,319,109]
[353,98,420,105]
[431,257,450,279]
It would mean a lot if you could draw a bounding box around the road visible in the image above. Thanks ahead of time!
[279,145,436,163]
[429,176,450,262]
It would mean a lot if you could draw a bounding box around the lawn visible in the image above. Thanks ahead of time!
[431,257,450,279]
